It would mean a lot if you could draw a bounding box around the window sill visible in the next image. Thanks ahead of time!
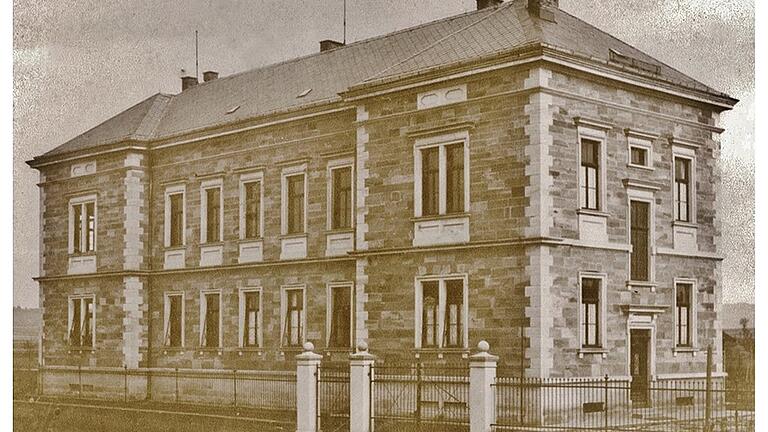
[672,221,698,229]
[280,233,308,240]
[576,208,610,218]
[324,227,354,235]
[164,245,186,251]
[200,241,224,246]
[411,212,470,222]
[237,347,265,356]
[578,348,608,358]
[69,252,96,257]
[673,347,699,356]
[67,348,96,354]
[195,348,223,355]
[626,280,657,292]
[239,237,263,243]
[627,163,654,171]
[161,347,187,355]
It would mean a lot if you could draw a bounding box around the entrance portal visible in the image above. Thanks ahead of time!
[630,329,650,406]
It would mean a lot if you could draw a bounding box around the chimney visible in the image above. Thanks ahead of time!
[203,71,219,82]
[320,39,345,52]
[528,0,558,21]
[181,76,198,91]
[476,0,503,9]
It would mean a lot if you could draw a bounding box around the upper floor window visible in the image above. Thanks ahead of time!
[675,281,694,347]
[239,172,263,240]
[239,289,262,348]
[674,157,691,222]
[579,275,605,349]
[625,131,655,170]
[201,180,223,243]
[281,165,307,235]
[330,165,353,230]
[68,295,95,347]
[200,291,221,348]
[163,292,184,347]
[164,185,185,248]
[69,195,97,254]
[414,131,469,218]
[327,284,352,348]
[415,276,467,350]
[580,139,600,210]
[281,286,305,347]
[630,200,650,281]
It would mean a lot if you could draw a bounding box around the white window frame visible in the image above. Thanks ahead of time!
[578,272,607,350]
[674,278,698,350]
[164,184,186,247]
[239,172,264,240]
[627,136,654,170]
[68,194,98,254]
[199,290,223,348]
[413,274,469,350]
[238,287,263,349]
[576,126,608,212]
[413,131,470,218]
[67,294,96,347]
[325,283,354,349]
[200,178,224,244]
[671,146,697,224]
[626,188,656,284]
[163,291,186,348]
[326,159,355,230]
[281,164,308,235]
[280,285,307,348]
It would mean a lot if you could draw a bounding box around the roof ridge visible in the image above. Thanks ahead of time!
[364,1,516,83]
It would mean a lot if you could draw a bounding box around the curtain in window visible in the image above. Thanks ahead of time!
[284,290,303,346]
[244,182,261,239]
[445,144,464,214]
[630,201,650,281]
[421,148,439,216]
[676,284,691,346]
[203,294,219,347]
[69,299,81,345]
[329,287,351,348]
[421,281,439,347]
[85,202,95,252]
[206,188,221,242]
[674,158,690,222]
[287,175,305,234]
[244,292,259,347]
[581,279,600,347]
[332,168,352,229]
[170,193,183,246]
[164,295,182,347]
[443,280,463,348]
[580,140,599,210]
[82,298,93,347]
[73,204,83,252]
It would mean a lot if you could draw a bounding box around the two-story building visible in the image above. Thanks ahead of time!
[28,0,736,400]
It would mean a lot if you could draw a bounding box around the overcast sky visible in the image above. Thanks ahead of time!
[12,0,755,307]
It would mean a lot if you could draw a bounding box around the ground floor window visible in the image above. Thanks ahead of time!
[240,289,261,348]
[200,292,221,348]
[282,287,305,347]
[328,284,352,348]
[164,293,184,347]
[68,295,95,347]
[416,276,467,350]
[676,282,694,347]
[580,276,603,348]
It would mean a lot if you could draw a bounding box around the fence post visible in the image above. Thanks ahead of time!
[233,369,238,407]
[349,341,375,432]
[416,361,422,428]
[603,374,609,430]
[78,363,82,398]
[124,365,128,403]
[175,368,179,403]
[705,345,713,432]
[296,342,322,432]
[470,340,498,432]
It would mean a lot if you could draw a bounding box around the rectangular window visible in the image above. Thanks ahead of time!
[68,296,95,347]
[416,277,467,349]
[580,139,600,210]
[71,199,96,253]
[201,293,220,348]
[581,278,601,348]
[164,294,183,347]
[421,147,440,217]
[676,283,692,347]
[169,193,184,247]
[286,174,305,234]
[244,181,261,239]
[328,285,352,348]
[242,291,260,347]
[204,187,222,243]
[445,144,465,214]
[283,288,304,347]
[331,167,352,229]
[630,201,650,281]
[630,147,647,166]
[674,158,691,222]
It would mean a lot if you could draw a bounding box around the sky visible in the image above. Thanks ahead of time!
[12,0,755,307]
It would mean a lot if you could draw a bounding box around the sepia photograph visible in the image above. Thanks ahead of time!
[11,0,758,431]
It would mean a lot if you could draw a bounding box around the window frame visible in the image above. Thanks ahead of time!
[199,290,223,348]
[325,283,354,349]
[326,159,354,231]
[238,287,263,349]
[200,178,224,244]
[674,278,697,349]
[281,164,308,236]
[164,184,186,248]
[67,294,96,347]
[68,194,98,255]
[671,143,697,224]
[413,274,469,350]
[280,285,307,348]
[163,291,186,348]
[239,172,264,240]
[626,132,655,170]
[413,131,470,218]
[576,125,608,212]
[578,272,607,350]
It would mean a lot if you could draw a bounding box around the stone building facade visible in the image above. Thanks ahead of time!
[28,0,736,397]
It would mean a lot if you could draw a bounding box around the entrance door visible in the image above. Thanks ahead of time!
[630,329,650,406]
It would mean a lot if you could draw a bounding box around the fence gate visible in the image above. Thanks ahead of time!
[316,364,350,432]
[370,363,469,432]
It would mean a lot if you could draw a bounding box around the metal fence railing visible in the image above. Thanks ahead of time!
[317,364,350,432]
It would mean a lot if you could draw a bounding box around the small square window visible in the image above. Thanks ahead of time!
[630,146,648,166]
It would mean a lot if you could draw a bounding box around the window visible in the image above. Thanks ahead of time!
[580,139,600,210]
[676,282,693,347]
[70,196,96,254]
[630,201,650,281]
[164,293,184,347]
[626,132,654,169]
[330,166,353,230]
[243,181,261,239]
[201,182,222,243]
[674,157,691,222]
[281,168,307,235]
[415,276,467,349]
[200,292,221,348]
[327,285,352,348]
[68,296,95,347]
[239,290,261,348]
[414,131,469,218]
[630,147,647,166]
[282,287,305,347]
[164,185,186,247]
[580,277,601,348]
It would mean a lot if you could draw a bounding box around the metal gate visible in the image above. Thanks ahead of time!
[369,363,469,432]
[316,364,350,432]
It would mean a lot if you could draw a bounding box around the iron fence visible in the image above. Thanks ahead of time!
[370,363,470,432]
[317,364,350,432]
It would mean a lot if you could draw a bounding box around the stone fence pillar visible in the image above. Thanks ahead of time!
[470,340,498,432]
[296,342,322,432]
[349,341,375,432]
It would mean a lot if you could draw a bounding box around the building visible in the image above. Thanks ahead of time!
[27,0,736,402]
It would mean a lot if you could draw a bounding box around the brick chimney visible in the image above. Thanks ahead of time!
[476,0,503,9]
[181,76,198,91]
[320,40,345,52]
[203,71,219,82]
[528,0,558,20]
